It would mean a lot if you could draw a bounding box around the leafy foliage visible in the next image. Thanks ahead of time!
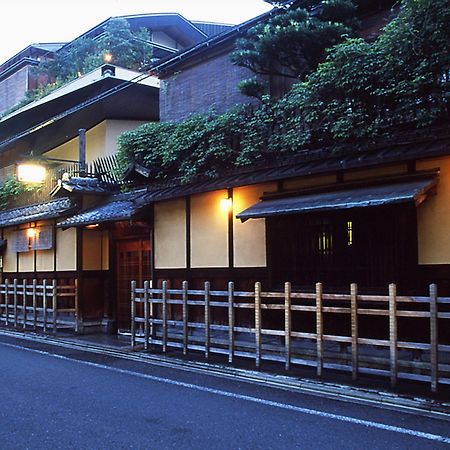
[0,177,38,211]
[118,0,450,184]
[1,18,153,117]
[231,1,356,82]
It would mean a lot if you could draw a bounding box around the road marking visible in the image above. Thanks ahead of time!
[2,340,450,444]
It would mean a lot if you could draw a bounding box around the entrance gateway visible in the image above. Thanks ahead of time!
[113,221,151,331]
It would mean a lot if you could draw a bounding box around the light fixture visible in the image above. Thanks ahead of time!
[17,163,47,183]
[103,52,113,63]
[26,227,37,238]
[85,224,99,229]
[220,197,233,212]
[17,129,87,184]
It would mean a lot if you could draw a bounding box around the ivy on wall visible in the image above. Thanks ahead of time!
[118,0,449,184]
[0,176,39,211]
[1,18,153,118]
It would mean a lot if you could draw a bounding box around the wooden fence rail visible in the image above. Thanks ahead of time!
[0,278,79,333]
[131,281,450,392]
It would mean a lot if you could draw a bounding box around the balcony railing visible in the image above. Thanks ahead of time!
[12,154,122,209]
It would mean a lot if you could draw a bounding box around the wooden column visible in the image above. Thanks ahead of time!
[255,282,262,369]
[284,282,291,371]
[350,283,359,381]
[316,282,324,377]
[389,283,398,388]
[429,284,439,393]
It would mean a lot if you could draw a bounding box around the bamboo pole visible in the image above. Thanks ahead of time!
[13,279,18,327]
[0,281,2,321]
[316,282,324,377]
[228,281,235,364]
[284,282,292,371]
[32,279,37,330]
[204,281,211,359]
[255,281,262,369]
[389,283,398,388]
[144,280,149,351]
[429,283,438,393]
[52,279,58,334]
[131,280,136,347]
[182,281,188,355]
[4,279,9,326]
[74,279,79,334]
[22,279,27,329]
[350,283,359,381]
[162,280,168,353]
[43,279,48,332]
[149,280,154,342]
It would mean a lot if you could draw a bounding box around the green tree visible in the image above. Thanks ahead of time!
[231,1,357,97]
[83,18,153,71]
[35,19,153,89]
[117,0,449,184]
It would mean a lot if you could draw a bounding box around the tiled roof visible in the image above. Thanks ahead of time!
[137,134,450,204]
[57,134,450,228]
[57,189,148,227]
[0,197,75,227]
[51,176,116,196]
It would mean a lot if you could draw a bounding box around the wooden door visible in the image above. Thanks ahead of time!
[116,239,151,331]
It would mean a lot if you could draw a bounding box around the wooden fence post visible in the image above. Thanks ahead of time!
[316,282,324,377]
[429,283,439,393]
[74,278,80,333]
[162,280,168,353]
[4,279,9,326]
[255,281,262,369]
[204,281,211,359]
[42,279,48,332]
[389,283,398,388]
[228,281,234,364]
[144,280,149,351]
[22,279,27,329]
[32,279,37,330]
[350,283,359,381]
[182,281,188,355]
[285,282,292,371]
[52,279,58,334]
[131,280,136,347]
[13,279,18,327]
[149,280,154,341]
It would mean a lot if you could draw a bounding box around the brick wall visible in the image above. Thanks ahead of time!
[0,66,29,115]
[160,51,259,122]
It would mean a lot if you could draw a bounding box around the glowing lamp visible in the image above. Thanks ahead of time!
[220,197,233,212]
[17,163,46,183]
[26,228,37,238]
[103,52,113,63]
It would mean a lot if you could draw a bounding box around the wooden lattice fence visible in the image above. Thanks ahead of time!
[131,281,450,392]
[0,278,79,333]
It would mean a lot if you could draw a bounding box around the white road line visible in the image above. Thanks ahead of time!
[2,340,450,445]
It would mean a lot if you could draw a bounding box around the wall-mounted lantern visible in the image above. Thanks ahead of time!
[220,197,233,212]
[16,129,87,183]
[17,163,47,184]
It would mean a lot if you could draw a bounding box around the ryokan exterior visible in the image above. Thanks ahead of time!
[0,3,448,339]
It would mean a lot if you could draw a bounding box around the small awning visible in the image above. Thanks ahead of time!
[237,178,436,221]
[56,188,150,228]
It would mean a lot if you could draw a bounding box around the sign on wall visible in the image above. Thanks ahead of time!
[11,226,54,252]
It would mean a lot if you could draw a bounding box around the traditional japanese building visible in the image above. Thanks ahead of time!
[1,1,448,336]
[0,13,232,116]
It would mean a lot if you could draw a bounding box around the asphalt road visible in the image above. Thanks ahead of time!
[0,334,449,450]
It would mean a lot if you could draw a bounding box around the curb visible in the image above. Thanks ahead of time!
[1,328,449,420]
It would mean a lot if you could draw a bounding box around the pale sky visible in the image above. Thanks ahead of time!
[0,0,273,64]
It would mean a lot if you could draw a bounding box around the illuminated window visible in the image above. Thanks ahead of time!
[347,221,353,246]
[317,225,333,256]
